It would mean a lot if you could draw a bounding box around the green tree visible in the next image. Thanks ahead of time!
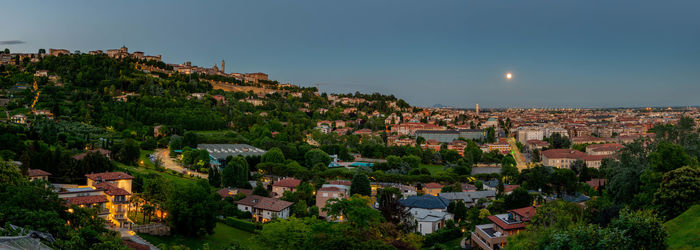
[653,166,700,220]
[256,217,313,250]
[504,187,533,210]
[324,194,383,228]
[208,166,221,188]
[164,180,218,237]
[262,147,286,163]
[304,149,331,168]
[350,172,371,196]
[487,127,496,143]
[183,131,199,148]
[222,156,249,188]
[253,181,269,197]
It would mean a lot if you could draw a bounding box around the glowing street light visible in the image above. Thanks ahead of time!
[506,72,513,80]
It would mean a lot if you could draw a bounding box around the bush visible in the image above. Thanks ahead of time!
[423,226,463,247]
[223,217,260,233]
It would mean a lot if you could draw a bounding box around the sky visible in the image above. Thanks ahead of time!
[1,0,699,108]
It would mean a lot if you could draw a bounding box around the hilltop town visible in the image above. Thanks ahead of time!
[0,47,699,249]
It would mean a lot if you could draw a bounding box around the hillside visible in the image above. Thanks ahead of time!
[664,204,700,249]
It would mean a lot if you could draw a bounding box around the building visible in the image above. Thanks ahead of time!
[27,169,51,182]
[10,114,26,124]
[423,182,443,196]
[271,178,301,198]
[399,195,450,211]
[92,182,131,227]
[415,129,486,143]
[316,184,350,219]
[439,191,497,207]
[541,149,612,169]
[197,144,266,165]
[85,172,133,194]
[408,208,454,235]
[585,143,624,156]
[236,195,293,223]
[471,206,536,250]
[49,48,70,56]
[516,127,544,144]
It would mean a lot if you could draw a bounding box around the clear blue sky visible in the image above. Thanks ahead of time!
[2,0,698,108]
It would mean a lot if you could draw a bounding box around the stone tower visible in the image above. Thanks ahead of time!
[221,60,225,73]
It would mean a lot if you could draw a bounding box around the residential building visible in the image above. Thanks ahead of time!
[399,195,450,211]
[271,178,301,198]
[236,195,293,223]
[439,190,497,207]
[27,169,51,182]
[316,184,350,219]
[471,206,536,250]
[409,208,454,235]
[423,182,443,196]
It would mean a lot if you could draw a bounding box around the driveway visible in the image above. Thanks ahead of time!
[154,149,208,179]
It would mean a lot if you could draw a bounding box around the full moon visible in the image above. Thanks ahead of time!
[506,73,513,80]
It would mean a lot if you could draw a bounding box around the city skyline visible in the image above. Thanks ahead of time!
[2,0,699,108]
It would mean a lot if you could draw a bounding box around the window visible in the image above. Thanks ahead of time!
[323,193,328,197]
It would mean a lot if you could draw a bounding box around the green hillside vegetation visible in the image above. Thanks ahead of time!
[664,205,700,249]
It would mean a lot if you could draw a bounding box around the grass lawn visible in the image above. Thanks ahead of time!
[420,164,446,175]
[139,222,258,250]
[440,236,465,249]
[664,204,700,249]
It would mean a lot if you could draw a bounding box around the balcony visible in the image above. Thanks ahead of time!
[471,224,508,250]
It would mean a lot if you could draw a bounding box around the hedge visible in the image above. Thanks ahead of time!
[223,217,260,233]
[423,227,463,247]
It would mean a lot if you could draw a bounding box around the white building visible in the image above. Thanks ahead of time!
[409,208,454,235]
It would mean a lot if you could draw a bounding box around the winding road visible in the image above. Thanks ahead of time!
[154,149,208,179]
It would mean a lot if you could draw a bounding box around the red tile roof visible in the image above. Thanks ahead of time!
[586,143,624,152]
[86,172,134,181]
[93,182,130,196]
[64,195,108,205]
[273,178,301,188]
[27,169,51,177]
[236,195,294,212]
[504,184,521,193]
[508,206,537,222]
[424,182,443,189]
[541,149,586,159]
[73,148,111,160]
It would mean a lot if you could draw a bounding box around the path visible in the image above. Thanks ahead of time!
[507,137,528,172]
[154,149,208,178]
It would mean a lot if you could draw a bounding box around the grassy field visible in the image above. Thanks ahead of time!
[139,222,258,250]
[664,204,700,249]
[114,150,201,187]
[420,164,447,175]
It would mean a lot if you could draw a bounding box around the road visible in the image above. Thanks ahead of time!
[155,149,208,179]
[507,137,529,172]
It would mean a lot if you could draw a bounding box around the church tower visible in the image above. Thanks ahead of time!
[221,60,225,73]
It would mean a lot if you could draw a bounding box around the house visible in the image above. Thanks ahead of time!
[85,171,133,195]
[370,182,417,197]
[316,184,350,220]
[73,148,111,160]
[504,185,521,195]
[236,195,293,223]
[461,183,477,192]
[423,182,443,196]
[92,182,131,227]
[271,178,301,198]
[408,208,454,235]
[399,195,450,211]
[27,169,51,182]
[482,180,499,191]
[471,206,537,250]
[420,139,442,152]
[10,114,26,124]
[439,191,497,207]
